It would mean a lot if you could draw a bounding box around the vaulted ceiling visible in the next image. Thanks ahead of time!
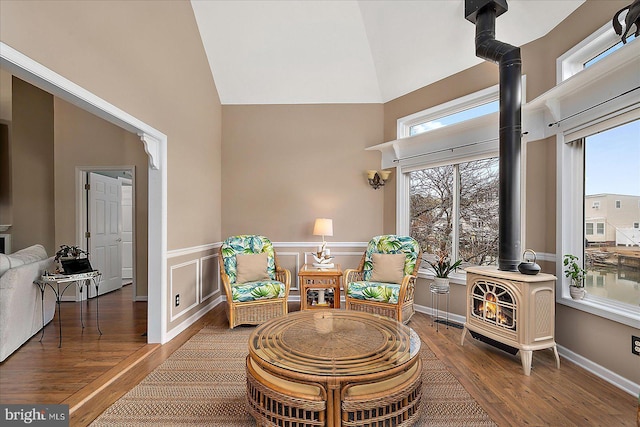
[191,0,585,105]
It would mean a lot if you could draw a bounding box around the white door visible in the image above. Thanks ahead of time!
[89,172,123,296]
[120,179,133,281]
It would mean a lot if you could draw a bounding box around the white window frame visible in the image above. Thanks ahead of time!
[592,201,600,209]
[615,200,621,208]
[585,222,594,235]
[557,22,625,83]
[396,83,526,284]
[596,222,605,235]
[560,122,639,328]
[397,84,499,139]
[554,21,640,328]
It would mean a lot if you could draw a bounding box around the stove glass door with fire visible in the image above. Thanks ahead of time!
[471,280,516,331]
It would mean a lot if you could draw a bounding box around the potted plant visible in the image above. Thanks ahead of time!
[427,253,462,291]
[54,245,89,273]
[563,253,586,300]
[55,244,89,261]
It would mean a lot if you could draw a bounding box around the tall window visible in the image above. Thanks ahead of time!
[583,120,640,307]
[555,15,639,327]
[396,84,520,275]
[409,157,499,267]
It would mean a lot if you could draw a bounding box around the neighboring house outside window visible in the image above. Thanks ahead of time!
[583,125,639,305]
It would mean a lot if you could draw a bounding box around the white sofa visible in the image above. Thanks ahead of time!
[0,244,56,362]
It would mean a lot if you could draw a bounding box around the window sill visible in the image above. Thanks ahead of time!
[557,294,640,328]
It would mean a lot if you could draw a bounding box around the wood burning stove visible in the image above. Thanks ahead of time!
[461,266,560,375]
[460,1,560,377]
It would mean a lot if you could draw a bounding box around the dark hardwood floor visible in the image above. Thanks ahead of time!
[0,285,636,426]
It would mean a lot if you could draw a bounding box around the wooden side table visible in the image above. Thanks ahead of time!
[298,264,342,310]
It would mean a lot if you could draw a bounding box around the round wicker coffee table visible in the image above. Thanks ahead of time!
[246,310,422,427]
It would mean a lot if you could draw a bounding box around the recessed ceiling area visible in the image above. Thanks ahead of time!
[190,0,585,105]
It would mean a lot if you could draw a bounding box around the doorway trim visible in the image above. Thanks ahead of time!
[77,166,137,301]
[1,42,167,344]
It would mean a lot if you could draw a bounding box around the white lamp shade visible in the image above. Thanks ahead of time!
[313,218,333,237]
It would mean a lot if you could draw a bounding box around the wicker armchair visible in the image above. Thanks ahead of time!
[219,235,290,329]
[344,235,421,324]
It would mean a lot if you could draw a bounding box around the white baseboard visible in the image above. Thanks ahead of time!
[165,295,224,342]
[414,303,466,325]
[557,344,639,396]
[414,304,637,396]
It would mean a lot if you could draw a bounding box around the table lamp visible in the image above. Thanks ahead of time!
[313,218,333,256]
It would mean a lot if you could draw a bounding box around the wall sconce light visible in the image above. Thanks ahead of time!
[366,170,391,189]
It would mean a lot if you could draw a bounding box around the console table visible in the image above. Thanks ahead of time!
[34,271,102,347]
[246,310,423,427]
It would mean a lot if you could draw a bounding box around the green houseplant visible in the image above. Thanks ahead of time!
[563,253,586,300]
[427,253,462,291]
[54,245,88,261]
[54,245,89,273]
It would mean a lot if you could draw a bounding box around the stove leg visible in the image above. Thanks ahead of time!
[521,350,532,376]
[551,345,560,369]
[460,325,468,346]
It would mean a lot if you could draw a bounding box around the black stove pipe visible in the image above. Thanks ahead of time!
[465,0,521,272]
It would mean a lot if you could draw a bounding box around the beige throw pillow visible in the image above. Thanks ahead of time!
[370,253,406,284]
[235,253,270,283]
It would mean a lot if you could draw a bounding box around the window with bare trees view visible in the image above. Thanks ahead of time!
[409,157,499,268]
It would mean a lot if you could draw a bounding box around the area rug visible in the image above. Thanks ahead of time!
[91,324,496,426]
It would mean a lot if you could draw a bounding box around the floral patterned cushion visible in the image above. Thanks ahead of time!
[221,235,276,285]
[231,281,285,302]
[221,235,285,302]
[362,235,420,281]
[347,281,401,304]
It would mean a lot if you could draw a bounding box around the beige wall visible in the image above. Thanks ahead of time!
[0,122,9,229]
[1,70,12,237]
[222,104,385,242]
[53,98,149,297]
[0,69,11,122]
[382,0,637,385]
[0,0,222,250]
[11,77,55,253]
[1,0,223,332]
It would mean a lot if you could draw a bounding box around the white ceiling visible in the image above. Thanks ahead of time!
[190,0,585,105]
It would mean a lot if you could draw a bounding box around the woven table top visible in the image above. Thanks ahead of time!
[248,310,420,377]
